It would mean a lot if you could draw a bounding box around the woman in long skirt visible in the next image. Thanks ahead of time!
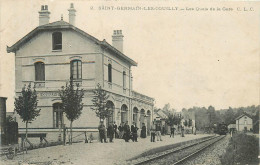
[141,123,146,138]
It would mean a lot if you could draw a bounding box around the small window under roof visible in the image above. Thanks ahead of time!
[52,32,62,50]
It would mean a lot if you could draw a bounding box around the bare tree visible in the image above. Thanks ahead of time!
[91,83,112,121]
[59,78,84,145]
[14,83,41,152]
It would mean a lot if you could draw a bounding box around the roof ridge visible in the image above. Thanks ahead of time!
[7,20,137,66]
[42,20,69,26]
[235,113,252,120]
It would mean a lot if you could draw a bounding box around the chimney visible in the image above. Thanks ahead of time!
[112,30,124,53]
[39,5,50,26]
[68,3,76,26]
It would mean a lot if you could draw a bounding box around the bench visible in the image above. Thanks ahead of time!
[18,133,48,148]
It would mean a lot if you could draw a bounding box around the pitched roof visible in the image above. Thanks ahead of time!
[235,113,252,120]
[155,109,168,119]
[7,20,137,66]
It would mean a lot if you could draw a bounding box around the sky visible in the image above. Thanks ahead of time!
[0,0,259,111]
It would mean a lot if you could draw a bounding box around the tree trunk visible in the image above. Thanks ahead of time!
[25,121,28,154]
[70,121,73,145]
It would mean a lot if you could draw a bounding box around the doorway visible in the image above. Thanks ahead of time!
[106,101,115,127]
[53,103,64,128]
[121,104,128,124]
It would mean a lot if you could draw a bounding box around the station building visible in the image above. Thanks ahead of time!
[235,113,253,132]
[7,4,154,139]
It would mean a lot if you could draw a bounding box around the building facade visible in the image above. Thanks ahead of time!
[7,4,154,139]
[235,114,253,132]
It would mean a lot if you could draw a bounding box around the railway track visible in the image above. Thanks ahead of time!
[128,135,226,165]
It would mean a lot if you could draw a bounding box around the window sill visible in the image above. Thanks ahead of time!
[72,80,82,86]
[34,81,45,88]
[52,49,62,52]
[72,79,82,82]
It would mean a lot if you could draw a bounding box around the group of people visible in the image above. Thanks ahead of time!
[150,122,181,142]
[98,121,147,143]
[98,120,185,143]
[150,122,163,142]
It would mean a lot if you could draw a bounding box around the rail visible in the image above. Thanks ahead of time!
[129,135,225,165]
[172,135,225,165]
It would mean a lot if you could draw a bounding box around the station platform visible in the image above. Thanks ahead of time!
[1,134,212,165]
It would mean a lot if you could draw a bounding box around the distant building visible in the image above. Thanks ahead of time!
[7,4,154,139]
[153,109,169,134]
[181,109,195,128]
[154,109,168,120]
[153,109,168,123]
[235,113,253,132]
[228,124,236,132]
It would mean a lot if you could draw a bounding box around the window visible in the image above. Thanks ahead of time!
[123,71,126,88]
[35,62,45,81]
[108,64,112,83]
[52,32,62,50]
[70,60,82,80]
[53,103,63,128]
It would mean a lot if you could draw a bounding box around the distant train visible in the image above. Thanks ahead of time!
[214,123,228,135]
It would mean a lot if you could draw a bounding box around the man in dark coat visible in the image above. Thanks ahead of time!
[162,125,165,135]
[107,123,114,142]
[150,122,156,142]
[123,121,130,142]
[113,122,118,138]
[98,121,107,143]
[131,122,138,142]
[170,126,175,138]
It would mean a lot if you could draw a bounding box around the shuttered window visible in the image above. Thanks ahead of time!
[35,62,45,81]
[123,71,126,88]
[70,60,82,80]
[108,64,112,83]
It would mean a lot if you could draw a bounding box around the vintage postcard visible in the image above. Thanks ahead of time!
[0,0,259,165]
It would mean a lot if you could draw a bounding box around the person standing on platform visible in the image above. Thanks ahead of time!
[107,123,114,142]
[170,126,175,138]
[150,122,156,142]
[98,121,107,143]
[123,121,130,142]
[181,125,185,137]
[162,125,165,135]
[118,122,124,139]
[131,122,138,142]
[113,122,118,139]
[156,123,162,141]
[141,123,147,138]
[131,122,135,141]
